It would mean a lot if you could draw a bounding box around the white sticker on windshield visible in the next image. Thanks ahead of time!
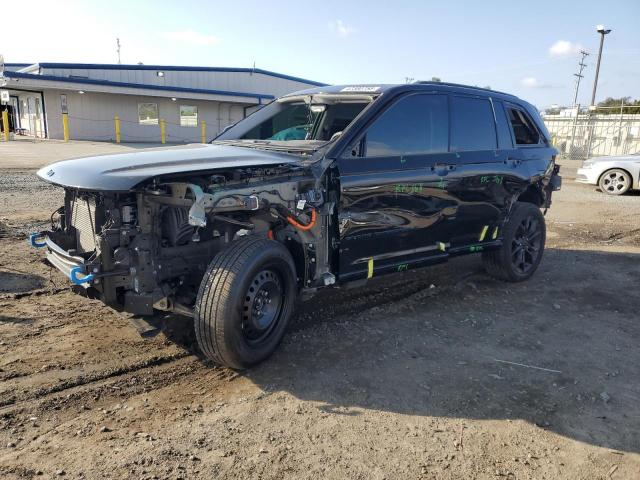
[340,86,381,93]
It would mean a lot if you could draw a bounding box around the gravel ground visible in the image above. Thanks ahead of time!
[0,140,639,479]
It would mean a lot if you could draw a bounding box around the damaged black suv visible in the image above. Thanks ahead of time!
[32,82,561,369]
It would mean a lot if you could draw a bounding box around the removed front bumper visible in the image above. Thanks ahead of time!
[30,232,97,286]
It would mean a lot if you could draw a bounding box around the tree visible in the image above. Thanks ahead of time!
[596,97,640,114]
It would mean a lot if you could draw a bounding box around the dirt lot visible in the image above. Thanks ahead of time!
[1,139,639,479]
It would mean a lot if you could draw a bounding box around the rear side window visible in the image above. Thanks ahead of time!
[450,96,497,151]
[506,107,540,145]
[365,94,448,157]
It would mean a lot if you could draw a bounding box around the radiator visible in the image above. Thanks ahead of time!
[69,195,98,253]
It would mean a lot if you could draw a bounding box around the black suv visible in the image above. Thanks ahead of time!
[32,82,561,368]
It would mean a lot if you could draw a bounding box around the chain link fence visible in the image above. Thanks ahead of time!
[543,106,640,160]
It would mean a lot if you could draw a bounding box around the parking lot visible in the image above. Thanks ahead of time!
[1,139,639,479]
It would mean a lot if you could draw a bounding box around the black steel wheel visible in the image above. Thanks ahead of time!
[482,202,546,282]
[242,269,284,344]
[195,237,297,369]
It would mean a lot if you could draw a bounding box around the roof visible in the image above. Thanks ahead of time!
[286,82,519,101]
[22,62,328,87]
[4,70,276,101]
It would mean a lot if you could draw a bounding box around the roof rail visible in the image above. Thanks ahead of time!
[415,81,513,97]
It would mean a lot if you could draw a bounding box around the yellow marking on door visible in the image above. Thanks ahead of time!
[479,225,489,242]
[438,242,446,252]
[367,258,374,279]
[492,226,499,240]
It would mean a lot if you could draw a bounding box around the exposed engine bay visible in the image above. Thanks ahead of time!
[43,164,336,316]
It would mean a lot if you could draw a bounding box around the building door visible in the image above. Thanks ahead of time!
[34,97,42,137]
[9,96,20,130]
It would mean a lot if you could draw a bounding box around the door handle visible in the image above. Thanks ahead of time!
[433,163,456,176]
[506,158,522,167]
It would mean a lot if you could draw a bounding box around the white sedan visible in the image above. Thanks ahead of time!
[576,153,640,195]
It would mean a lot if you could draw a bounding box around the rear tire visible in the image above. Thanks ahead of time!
[482,202,546,282]
[194,237,297,369]
[599,169,631,195]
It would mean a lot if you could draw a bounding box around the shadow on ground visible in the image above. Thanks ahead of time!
[236,248,640,454]
[0,271,46,294]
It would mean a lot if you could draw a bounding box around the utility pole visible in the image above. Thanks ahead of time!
[116,38,122,64]
[590,25,612,107]
[572,50,589,108]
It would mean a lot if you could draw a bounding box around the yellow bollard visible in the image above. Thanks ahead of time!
[160,119,166,144]
[62,113,70,142]
[201,120,206,143]
[114,116,121,143]
[2,109,9,141]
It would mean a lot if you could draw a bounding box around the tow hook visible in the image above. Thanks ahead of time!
[29,232,47,248]
[70,266,95,285]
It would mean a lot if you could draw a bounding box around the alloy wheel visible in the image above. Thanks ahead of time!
[511,214,542,274]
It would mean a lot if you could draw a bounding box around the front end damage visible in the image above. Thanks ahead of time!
[32,164,336,317]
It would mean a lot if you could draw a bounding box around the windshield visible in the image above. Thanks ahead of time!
[217,98,369,144]
[243,102,367,141]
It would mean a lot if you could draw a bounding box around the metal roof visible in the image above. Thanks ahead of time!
[4,71,276,101]
[28,62,328,87]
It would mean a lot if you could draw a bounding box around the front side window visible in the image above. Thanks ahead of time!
[138,103,159,125]
[507,107,540,145]
[450,96,496,151]
[180,105,198,127]
[364,94,448,157]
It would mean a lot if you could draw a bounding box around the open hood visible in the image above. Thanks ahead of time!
[37,143,300,191]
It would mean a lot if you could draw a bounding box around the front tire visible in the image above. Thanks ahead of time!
[599,169,631,195]
[482,202,546,282]
[194,237,297,369]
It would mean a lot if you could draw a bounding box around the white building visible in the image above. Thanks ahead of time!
[1,62,325,142]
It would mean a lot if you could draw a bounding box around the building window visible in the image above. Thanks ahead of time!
[138,103,159,125]
[180,105,198,127]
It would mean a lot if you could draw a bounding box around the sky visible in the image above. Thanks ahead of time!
[3,0,639,109]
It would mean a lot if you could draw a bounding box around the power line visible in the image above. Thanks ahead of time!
[116,38,122,64]
[572,50,589,108]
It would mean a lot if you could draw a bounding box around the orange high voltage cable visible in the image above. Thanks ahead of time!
[287,209,317,231]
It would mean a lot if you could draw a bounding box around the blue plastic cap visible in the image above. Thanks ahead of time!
[70,266,95,285]
[29,233,47,248]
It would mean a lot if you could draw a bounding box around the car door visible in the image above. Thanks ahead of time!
[442,94,510,250]
[336,92,459,281]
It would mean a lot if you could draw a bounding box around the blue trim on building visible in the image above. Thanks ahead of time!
[4,71,276,101]
[33,62,327,87]
[5,63,32,67]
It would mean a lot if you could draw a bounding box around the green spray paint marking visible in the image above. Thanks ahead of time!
[397,263,409,272]
[469,245,484,252]
[400,156,407,164]
[395,183,424,194]
[480,175,504,185]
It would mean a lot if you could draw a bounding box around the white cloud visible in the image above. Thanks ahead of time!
[163,30,219,46]
[328,20,356,38]
[549,40,583,57]
[521,77,539,88]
